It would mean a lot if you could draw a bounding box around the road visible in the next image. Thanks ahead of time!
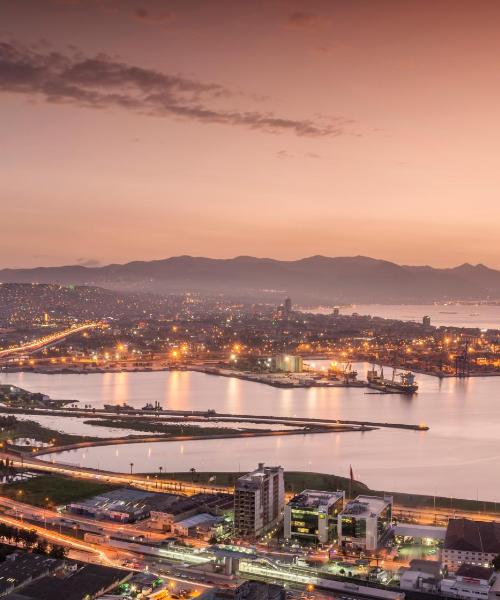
[4,449,500,526]
[0,496,165,540]
[0,322,102,359]
[2,450,230,496]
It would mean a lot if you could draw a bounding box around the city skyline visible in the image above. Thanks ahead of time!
[2,0,500,268]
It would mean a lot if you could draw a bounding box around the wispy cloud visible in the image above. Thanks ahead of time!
[133,7,174,25]
[0,40,348,137]
[277,149,322,159]
[284,12,325,31]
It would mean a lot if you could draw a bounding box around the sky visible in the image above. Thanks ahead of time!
[2,0,500,269]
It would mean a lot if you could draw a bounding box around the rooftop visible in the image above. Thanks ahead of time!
[175,512,223,529]
[69,487,181,516]
[456,564,495,581]
[288,489,344,510]
[444,518,500,553]
[236,463,283,484]
[4,563,131,600]
[0,552,63,596]
[158,492,233,516]
[340,495,392,518]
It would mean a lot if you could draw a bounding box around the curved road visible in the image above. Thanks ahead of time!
[0,322,102,359]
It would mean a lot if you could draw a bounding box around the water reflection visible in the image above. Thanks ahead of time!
[4,366,500,501]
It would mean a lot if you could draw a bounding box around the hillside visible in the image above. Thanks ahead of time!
[1,255,500,303]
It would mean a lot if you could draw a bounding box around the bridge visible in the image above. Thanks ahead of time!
[0,322,103,359]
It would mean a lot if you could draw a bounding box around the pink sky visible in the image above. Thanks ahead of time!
[1,0,500,268]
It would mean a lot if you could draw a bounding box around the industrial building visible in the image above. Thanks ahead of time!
[440,564,497,600]
[442,518,500,572]
[172,512,224,539]
[149,492,233,532]
[272,354,303,373]
[284,489,344,545]
[67,488,181,523]
[234,463,285,538]
[338,494,393,551]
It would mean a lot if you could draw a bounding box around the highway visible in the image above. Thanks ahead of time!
[0,496,166,540]
[1,450,230,496]
[0,322,102,359]
[4,449,500,525]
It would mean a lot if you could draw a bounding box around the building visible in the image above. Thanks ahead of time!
[4,563,131,600]
[333,307,340,317]
[442,518,500,572]
[234,463,285,538]
[440,564,496,600]
[272,354,303,373]
[0,552,65,597]
[423,315,431,327]
[284,298,292,315]
[284,489,344,545]
[149,493,233,532]
[67,488,182,523]
[200,580,286,600]
[172,512,224,539]
[399,559,443,593]
[338,495,393,551]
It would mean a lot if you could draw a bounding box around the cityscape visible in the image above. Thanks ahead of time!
[1,1,500,600]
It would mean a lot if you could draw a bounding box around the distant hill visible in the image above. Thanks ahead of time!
[1,255,500,304]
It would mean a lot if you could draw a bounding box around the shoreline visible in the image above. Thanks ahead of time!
[0,405,429,432]
[3,363,500,380]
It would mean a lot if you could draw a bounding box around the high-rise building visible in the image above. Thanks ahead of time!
[234,463,285,538]
[284,489,345,545]
[338,495,393,551]
[423,315,431,327]
[284,298,292,314]
[332,307,340,317]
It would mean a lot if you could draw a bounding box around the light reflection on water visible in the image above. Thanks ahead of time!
[4,367,500,501]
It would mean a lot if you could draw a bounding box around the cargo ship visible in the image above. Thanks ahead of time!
[367,366,418,394]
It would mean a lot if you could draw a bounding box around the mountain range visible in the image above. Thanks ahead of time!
[2,256,500,304]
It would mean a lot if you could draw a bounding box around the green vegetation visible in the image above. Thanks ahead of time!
[83,417,268,437]
[0,475,118,507]
[160,470,500,515]
[0,416,100,448]
[0,528,67,559]
[156,470,369,496]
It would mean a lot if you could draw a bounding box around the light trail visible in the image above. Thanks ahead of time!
[0,513,112,564]
[0,322,102,359]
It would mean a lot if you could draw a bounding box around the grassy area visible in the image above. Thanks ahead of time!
[157,470,369,496]
[158,471,500,515]
[0,475,118,507]
[0,417,101,449]
[83,417,268,437]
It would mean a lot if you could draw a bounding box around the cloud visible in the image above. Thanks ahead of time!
[133,8,174,25]
[284,12,324,31]
[277,149,322,159]
[76,258,101,267]
[0,40,347,137]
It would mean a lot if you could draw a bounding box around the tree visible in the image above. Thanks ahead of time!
[34,539,49,555]
[49,545,67,559]
[493,555,500,571]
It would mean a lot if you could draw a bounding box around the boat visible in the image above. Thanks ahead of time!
[367,366,418,394]
[142,401,163,411]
